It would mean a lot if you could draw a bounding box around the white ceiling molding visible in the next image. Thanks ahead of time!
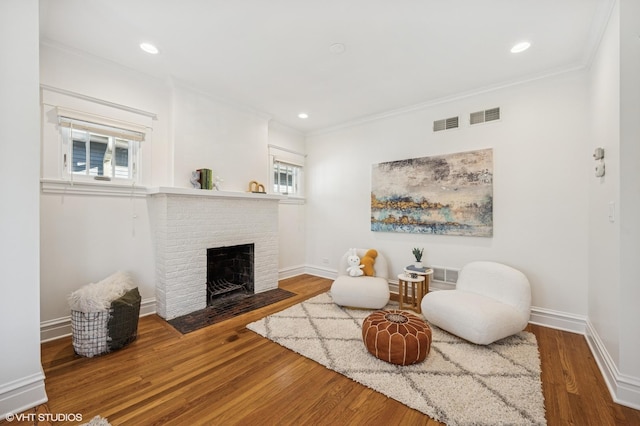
[307,63,585,137]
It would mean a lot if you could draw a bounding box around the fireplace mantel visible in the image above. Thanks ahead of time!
[147,186,284,201]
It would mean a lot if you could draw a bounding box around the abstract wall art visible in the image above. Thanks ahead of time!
[371,148,493,237]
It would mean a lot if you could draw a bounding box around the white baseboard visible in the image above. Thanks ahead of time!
[585,321,640,410]
[278,265,307,280]
[0,370,48,421]
[40,316,72,343]
[528,306,587,335]
[303,265,336,280]
[40,298,156,343]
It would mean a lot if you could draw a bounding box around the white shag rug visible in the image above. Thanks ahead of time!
[80,415,111,426]
[247,292,546,426]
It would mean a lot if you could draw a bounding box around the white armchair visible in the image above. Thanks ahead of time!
[330,249,390,309]
[421,261,531,345]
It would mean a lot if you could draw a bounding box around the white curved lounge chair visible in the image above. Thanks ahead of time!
[421,261,531,345]
[330,249,390,309]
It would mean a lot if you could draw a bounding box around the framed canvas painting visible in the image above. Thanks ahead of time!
[371,148,493,237]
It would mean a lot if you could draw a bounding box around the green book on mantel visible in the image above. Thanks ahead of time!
[198,168,212,190]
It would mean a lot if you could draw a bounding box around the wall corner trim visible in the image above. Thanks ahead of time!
[585,321,640,410]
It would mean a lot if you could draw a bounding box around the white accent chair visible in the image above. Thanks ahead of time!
[421,261,531,345]
[330,249,390,309]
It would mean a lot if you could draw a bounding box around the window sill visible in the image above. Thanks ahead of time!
[278,195,306,205]
[41,178,148,198]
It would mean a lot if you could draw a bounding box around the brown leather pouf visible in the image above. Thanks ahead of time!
[362,310,432,365]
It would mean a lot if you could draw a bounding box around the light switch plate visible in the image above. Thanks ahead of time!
[609,201,615,223]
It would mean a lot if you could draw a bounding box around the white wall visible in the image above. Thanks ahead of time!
[305,71,591,316]
[39,194,156,322]
[0,0,48,418]
[171,84,270,191]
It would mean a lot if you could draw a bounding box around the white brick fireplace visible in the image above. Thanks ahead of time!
[148,187,282,320]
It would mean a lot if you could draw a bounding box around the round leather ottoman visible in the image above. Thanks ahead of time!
[362,310,432,365]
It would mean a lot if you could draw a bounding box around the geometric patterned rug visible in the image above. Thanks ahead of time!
[247,292,546,426]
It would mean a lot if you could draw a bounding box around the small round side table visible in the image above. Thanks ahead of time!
[399,266,433,313]
[397,273,426,313]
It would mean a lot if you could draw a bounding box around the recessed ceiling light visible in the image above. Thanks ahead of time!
[510,41,531,53]
[140,42,159,55]
[298,113,309,119]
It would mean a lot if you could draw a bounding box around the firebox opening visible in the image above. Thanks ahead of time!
[206,243,255,305]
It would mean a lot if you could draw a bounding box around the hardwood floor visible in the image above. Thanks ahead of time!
[5,274,640,425]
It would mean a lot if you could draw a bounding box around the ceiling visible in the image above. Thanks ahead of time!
[39,0,613,133]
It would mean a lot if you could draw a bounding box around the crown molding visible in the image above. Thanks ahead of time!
[307,64,587,138]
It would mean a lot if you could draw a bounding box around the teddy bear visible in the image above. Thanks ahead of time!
[360,249,378,276]
[346,248,364,277]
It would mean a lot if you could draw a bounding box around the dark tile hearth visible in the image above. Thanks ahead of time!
[168,288,295,334]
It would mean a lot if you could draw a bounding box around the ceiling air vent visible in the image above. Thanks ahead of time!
[433,116,459,132]
[470,107,500,125]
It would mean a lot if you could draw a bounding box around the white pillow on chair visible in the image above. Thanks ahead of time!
[330,249,390,309]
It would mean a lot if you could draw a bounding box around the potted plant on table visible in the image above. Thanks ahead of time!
[412,247,424,268]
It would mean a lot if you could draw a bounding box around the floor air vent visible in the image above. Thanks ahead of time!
[470,107,500,125]
[433,116,459,132]
[431,266,460,285]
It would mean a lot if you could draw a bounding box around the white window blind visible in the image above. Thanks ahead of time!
[269,144,305,167]
[57,107,147,142]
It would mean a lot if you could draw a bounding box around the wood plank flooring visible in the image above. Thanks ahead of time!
[4,274,640,425]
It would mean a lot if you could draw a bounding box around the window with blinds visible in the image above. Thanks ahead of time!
[273,160,301,195]
[269,145,305,197]
[68,130,133,179]
[58,110,146,183]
